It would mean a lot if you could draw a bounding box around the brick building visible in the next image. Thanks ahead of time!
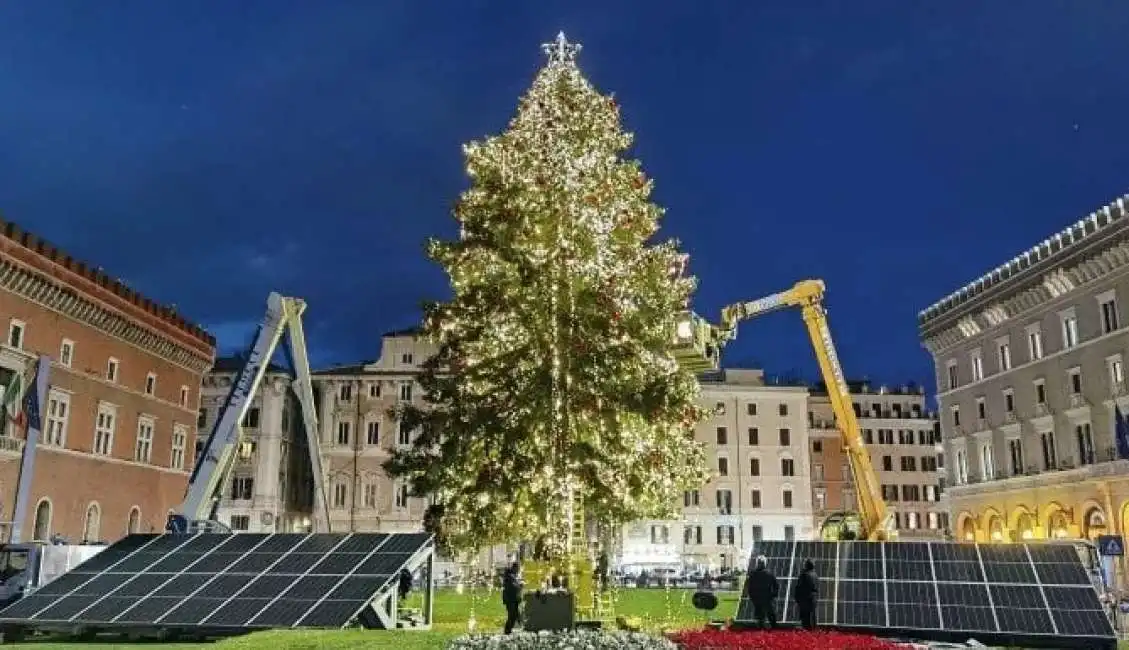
[0,220,215,543]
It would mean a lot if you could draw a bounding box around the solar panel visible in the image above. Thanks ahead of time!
[0,531,433,633]
[735,540,1115,650]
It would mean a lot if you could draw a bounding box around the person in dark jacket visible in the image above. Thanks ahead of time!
[501,562,524,634]
[398,568,413,601]
[794,559,818,629]
[744,555,779,629]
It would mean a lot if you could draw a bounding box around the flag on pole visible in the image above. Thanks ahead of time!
[2,371,21,421]
[1115,405,1129,460]
[23,372,41,433]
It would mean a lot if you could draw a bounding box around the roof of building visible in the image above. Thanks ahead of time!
[808,379,926,396]
[917,193,1129,327]
[210,355,288,374]
[0,216,215,347]
[383,327,422,338]
[311,361,378,376]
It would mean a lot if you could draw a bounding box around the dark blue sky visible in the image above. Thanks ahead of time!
[3,2,1129,394]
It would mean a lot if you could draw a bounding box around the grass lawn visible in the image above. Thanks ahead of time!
[4,588,740,650]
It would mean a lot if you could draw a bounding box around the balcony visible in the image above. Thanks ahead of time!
[1003,412,1017,424]
[0,435,23,455]
[1068,393,1088,409]
[1034,403,1051,417]
[949,447,1126,498]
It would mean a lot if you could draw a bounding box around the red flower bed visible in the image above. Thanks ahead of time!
[669,629,907,650]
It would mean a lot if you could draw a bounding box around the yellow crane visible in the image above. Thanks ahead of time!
[676,279,895,541]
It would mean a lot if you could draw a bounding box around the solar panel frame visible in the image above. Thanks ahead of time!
[734,540,1115,650]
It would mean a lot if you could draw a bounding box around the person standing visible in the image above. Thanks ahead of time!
[501,562,524,634]
[794,559,819,630]
[744,555,779,629]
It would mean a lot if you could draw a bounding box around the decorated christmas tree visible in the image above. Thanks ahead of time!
[386,33,709,558]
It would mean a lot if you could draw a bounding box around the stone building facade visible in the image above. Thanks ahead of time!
[201,357,315,534]
[807,382,946,539]
[919,193,1129,547]
[0,219,215,542]
[620,369,814,571]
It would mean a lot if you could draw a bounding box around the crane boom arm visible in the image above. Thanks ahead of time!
[716,279,890,540]
[171,292,330,533]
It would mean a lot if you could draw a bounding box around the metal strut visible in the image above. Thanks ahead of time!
[167,292,331,534]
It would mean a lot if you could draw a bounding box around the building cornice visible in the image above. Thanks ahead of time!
[922,232,1129,356]
[0,256,214,374]
[919,194,1129,335]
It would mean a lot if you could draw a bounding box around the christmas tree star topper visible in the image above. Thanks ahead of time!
[542,31,581,65]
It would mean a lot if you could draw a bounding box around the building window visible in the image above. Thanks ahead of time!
[237,440,255,460]
[882,456,893,471]
[229,515,250,531]
[1100,292,1119,334]
[336,422,351,446]
[750,489,762,508]
[781,458,795,476]
[782,489,793,508]
[975,397,986,422]
[1027,325,1044,360]
[951,406,961,428]
[970,350,984,382]
[812,463,825,481]
[997,339,1012,371]
[748,427,759,445]
[650,525,670,544]
[398,421,411,446]
[715,401,726,415]
[1003,389,1014,414]
[399,383,413,401]
[778,403,789,416]
[82,503,101,543]
[783,525,795,541]
[954,449,968,484]
[179,386,190,408]
[1007,438,1023,476]
[1076,423,1095,465]
[106,358,119,383]
[747,403,757,416]
[814,488,827,511]
[366,421,380,445]
[716,426,728,445]
[1061,310,1079,349]
[812,440,823,453]
[402,353,414,365]
[59,339,74,367]
[143,373,156,396]
[171,425,187,470]
[242,407,260,428]
[127,507,142,534]
[369,383,381,398]
[338,384,353,401]
[197,408,207,429]
[231,477,253,500]
[683,490,700,507]
[946,360,958,389]
[1108,355,1125,389]
[7,320,24,349]
[684,526,702,545]
[715,525,735,546]
[94,404,116,456]
[395,483,409,509]
[362,483,378,508]
[1040,432,1057,470]
[716,489,733,514]
[135,417,154,463]
[45,391,70,447]
[979,441,994,480]
[1034,380,1047,405]
[1068,368,1082,395]
[749,457,760,476]
[333,482,348,508]
[778,428,791,446]
[717,456,729,477]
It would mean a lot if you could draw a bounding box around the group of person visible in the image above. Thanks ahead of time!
[745,555,820,630]
[497,554,820,634]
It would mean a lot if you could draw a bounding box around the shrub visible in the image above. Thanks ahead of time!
[447,629,677,650]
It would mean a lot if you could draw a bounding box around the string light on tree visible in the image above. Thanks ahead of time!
[385,32,710,560]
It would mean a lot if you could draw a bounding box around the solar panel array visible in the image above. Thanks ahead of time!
[0,531,431,631]
[736,541,1116,649]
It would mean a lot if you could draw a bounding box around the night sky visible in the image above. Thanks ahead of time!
[3,2,1129,398]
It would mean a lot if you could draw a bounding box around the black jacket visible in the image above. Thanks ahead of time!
[502,568,523,605]
[794,569,818,605]
[745,567,780,606]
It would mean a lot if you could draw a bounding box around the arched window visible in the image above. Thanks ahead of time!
[987,514,1004,542]
[1084,507,1108,540]
[1015,512,1035,540]
[83,503,101,543]
[32,499,51,541]
[958,514,976,541]
[127,507,141,535]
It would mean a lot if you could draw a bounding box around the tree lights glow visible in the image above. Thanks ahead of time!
[385,33,709,557]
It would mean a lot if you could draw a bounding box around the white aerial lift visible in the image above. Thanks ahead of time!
[167,292,332,534]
